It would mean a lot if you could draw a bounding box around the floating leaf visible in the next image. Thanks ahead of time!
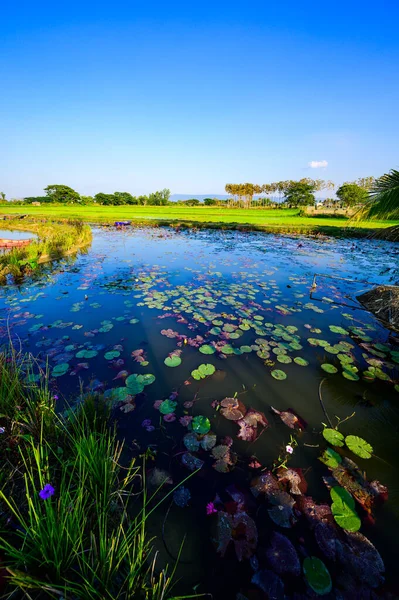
[319,448,342,468]
[271,407,306,430]
[237,409,268,442]
[199,344,215,354]
[200,433,217,450]
[330,486,361,532]
[321,364,338,374]
[271,369,287,380]
[294,357,309,366]
[181,452,204,471]
[268,491,296,528]
[322,428,344,447]
[192,415,211,434]
[104,350,120,360]
[266,532,300,576]
[164,355,182,367]
[220,397,246,421]
[329,325,349,335]
[159,399,177,415]
[251,569,284,599]
[183,432,200,452]
[345,435,373,459]
[191,363,215,380]
[173,486,191,508]
[303,556,332,595]
[216,511,257,561]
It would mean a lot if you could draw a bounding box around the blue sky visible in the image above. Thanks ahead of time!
[1,0,398,198]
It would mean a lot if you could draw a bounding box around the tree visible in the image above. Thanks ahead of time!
[358,169,399,220]
[44,185,80,203]
[94,193,116,205]
[336,183,368,207]
[204,198,217,205]
[148,189,171,206]
[355,176,375,190]
[114,192,137,205]
[283,179,316,207]
[0,192,6,201]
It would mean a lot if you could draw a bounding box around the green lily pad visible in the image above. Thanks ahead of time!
[104,350,120,360]
[159,399,178,415]
[271,369,287,381]
[294,357,309,366]
[345,435,373,459]
[342,368,359,381]
[51,363,69,377]
[321,364,338,374]
[322,428,344,447]
[329,325,349,335]
[319,447,342,468]
[104,387,131,404]
[191,363,216,380]
[221,344,234,355]
[303,557,332,595]
[164,355,182,367]
[330,486,361,532]
[192,415,211,434]
[76,349,98,359]
[199,344,216,354]
[277,354,292,364]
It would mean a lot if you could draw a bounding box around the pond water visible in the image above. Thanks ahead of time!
[1,227,399,598]
[0,229,36,240]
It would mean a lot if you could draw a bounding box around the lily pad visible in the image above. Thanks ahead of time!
[330,486,361,532]
[322,428,344,447]
[345,435,373,459]
[321,364,338,374]
[191,363,215,380]
[159,399,178,415]
[294,357,309,366]
[164,355,182,367]
[303,556,332,595]
[271,369,287,381]
[199,344,216,354]
[104,350,120,360]
[192,415,211,434]
[319,447,342,468]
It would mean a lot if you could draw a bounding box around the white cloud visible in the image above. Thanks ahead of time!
[308,160,328,168]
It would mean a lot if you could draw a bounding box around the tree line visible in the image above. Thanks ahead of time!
[16,186,172,206]
[224,178,375,208]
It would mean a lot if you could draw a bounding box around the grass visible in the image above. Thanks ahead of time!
[0,218,92,283]
[0,350,195,599]
[1,205,398,236]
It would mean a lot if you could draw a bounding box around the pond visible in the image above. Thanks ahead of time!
[0,229,37,240]
[1,226,399,598]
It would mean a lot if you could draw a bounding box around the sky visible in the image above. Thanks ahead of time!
[1,0,399,199]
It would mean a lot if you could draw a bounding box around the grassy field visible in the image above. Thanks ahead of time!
[1,205,398,235]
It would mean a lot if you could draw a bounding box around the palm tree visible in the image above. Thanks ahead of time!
[359,168,399,220]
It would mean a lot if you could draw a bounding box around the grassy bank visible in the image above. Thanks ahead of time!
[0,351,189,599]
[0,219,92,283]
[1,205,399,233]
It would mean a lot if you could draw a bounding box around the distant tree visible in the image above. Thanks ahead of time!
[137,195,149,206]
[114,192,137,205]
[80,195,94,205]
[283,180,316,207]
[0,192,6,201]
[44,185,80,203]
[148,189,171,206]
[94,193,116,205]
[336,183,368,207]
[355,176,375,190]
[204,198,217,205]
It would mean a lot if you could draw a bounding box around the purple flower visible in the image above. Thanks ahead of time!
[141,419,155,432]
[0,427,5,434]
[53,395,59,400]
[206,502,217,516]
[39,484,55,500]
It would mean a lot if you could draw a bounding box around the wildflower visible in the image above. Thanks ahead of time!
[206,502,217,515]
[39,484,55,500]
[286,445,294,454]
[53,395,59,400]
[0,427,5,434]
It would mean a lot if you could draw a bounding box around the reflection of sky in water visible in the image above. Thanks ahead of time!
[1,226,399,589]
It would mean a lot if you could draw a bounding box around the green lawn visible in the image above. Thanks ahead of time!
[1,205,398,234]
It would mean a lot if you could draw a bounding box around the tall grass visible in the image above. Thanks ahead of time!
[0,351,196,599]
[0,218,92,283]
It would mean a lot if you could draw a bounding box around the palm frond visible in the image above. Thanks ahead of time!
[358,169,399,220]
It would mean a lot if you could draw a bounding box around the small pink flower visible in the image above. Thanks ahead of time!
[179,415,193,427]
[153,400,163,410]
[286,445,294,454]
[206,502,217,515]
